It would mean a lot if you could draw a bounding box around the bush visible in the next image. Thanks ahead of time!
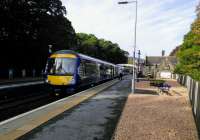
[150,80,165,87]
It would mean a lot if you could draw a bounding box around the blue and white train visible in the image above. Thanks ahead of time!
[45,50,121,92]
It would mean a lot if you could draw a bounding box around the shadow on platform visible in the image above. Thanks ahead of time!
[135,88,158,95]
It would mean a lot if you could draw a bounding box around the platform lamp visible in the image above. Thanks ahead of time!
[118,0,138,94]
[48,44,53,55]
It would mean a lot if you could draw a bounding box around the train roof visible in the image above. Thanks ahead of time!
[54,50,77,55]
[53,50,116,66]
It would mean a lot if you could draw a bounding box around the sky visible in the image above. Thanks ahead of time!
[62,0,198,57]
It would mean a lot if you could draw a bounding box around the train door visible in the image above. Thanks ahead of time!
[78,59,86,86]
[84,60,98,84]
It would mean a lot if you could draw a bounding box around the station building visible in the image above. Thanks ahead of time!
[144,51,177,79]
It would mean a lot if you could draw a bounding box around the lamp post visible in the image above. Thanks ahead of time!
[118,0,138,94]
[138,50,141,73]
[48,44,52,55]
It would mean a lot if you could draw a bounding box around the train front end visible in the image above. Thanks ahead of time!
[45,51,79,91]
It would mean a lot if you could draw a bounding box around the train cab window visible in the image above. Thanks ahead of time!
[47,58,77,75]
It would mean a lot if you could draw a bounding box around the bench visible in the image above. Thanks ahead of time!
[157,83,171,94]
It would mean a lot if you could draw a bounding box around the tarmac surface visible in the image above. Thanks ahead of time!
[18,77,131,140]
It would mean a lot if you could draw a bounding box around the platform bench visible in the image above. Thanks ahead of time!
[158,83,171,94]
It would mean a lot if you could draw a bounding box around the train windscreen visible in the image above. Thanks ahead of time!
[46,58,76,75]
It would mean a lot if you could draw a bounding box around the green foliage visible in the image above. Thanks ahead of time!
[0,0,77,70]
[0,0,128,75]
[175,7,200,80]
[182,21,200,49]
[150,80,165,87]
[197,3,200,19]
[76,33,128,64]
[175,45,200,80]
[169,46,180,56]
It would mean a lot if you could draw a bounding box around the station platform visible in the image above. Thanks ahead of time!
[113,79,198,140]
[0,77,44,90]
[0,76,198,140]
[0,77,43,85]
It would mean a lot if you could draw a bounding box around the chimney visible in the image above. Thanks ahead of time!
[162,50,165,56]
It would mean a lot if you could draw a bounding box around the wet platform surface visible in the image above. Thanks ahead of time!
[18,77,131,140]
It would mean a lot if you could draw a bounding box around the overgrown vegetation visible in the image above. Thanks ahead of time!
[175,2,200,81]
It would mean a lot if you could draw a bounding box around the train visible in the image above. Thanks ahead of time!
[45,50,122,93]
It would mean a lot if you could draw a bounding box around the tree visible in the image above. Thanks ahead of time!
[0,0,77,71]
[197,2,200,18]
[76,33,99,57]
[169,46,180,56]
[175,2,200,80]
[76,33,128,64]
[0,0,128,78]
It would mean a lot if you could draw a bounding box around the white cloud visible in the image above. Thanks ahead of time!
[62,0,198,57]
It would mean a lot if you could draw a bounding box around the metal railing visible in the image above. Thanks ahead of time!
[0,69,43,81]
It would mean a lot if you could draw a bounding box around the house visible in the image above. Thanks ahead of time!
[145,51,177,79]
[127,56,145,76]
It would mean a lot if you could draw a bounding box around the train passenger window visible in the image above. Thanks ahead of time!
[100,64,106,76]
[85,61,97,76]
[78,62,86,78]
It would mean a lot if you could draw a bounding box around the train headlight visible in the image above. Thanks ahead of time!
[70,77,76,84]
[45,79,49,83]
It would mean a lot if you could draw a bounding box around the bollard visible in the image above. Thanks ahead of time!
[9,69,13,80]
[22,69,26,78]
[32,69,36,77]
[41,70,44,77]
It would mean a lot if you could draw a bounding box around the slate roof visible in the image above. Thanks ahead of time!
[146,56,177,66]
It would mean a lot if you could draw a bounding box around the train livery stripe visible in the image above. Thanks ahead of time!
[50,54,77,58]
[47,75,73,85]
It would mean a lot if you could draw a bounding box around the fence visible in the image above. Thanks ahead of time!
[177,75,200,135]
[0,68,44,80]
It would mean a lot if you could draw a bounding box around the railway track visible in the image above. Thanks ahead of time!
[0,91,57,122]
[0,79,112,122]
